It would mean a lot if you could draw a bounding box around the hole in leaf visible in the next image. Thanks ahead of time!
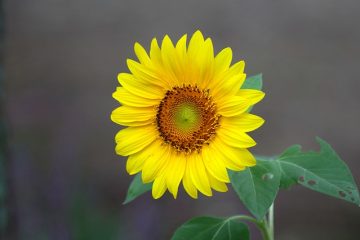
[262,173,274,181]
[298,176,305,182]
[339,191,346,198]
[307,180,316,186]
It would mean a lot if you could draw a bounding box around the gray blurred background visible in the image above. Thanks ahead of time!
[3,0,360,239]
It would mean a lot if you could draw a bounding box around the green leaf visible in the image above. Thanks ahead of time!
[230,159,281,219]
[171,216,250,240]
[278,138,360,205]
[277,145,302,189]
[123,174,152,204]
[279,145,302,157]
[241,73,262,90]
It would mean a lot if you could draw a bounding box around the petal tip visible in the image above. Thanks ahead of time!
[191,30,205,41]
[134,41,141,49]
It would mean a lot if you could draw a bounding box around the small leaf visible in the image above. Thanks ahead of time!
[278,138,360,205]
[171,216,250,240]
[230,159,281,219]
[241,73,262,90]
[123,174,152,204]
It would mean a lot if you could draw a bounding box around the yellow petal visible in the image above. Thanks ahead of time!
[186,31,207,86]
[212,137,256,167]
[210,60,245,98]
[217,96,251,117]
[182,159,198,199]
[212,72,246,100]
[214,47,232,76]
[152,173,167,199]
[201,146,230,183]
[126,155,144,175]
[217,126,256,148]
[210,137,246,171]
[196,38,215,89]
[160,35,181,85]
[113,87,159,107]
[221,113,265,132]
[207,172,228,192]
[166,151,186,199]
[118,73,163,99]
[115,125,157,156]
[228,147,256,167]
[171,34,188,84]
[142,142,170,183]
[161,35,175,56]
[126,143,156,175]
[150,38,162,64]
[111,106,155,126]
[188,154,212,196]
[175,34,187,64]
[134,42,151,66]
[218,139,256,167]
[223,60,245,79]
[187,30,205,59]
[127,59,170,89]
[237,89,265,105]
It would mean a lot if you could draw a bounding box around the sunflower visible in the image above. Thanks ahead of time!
[111,31,265,199]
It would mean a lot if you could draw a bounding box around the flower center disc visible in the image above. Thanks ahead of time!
[156,85,221,153]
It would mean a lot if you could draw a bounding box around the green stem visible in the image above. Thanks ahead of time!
[257,220,272,240]
[230,215,258,224]
[231,215,273,240]
[268,204,274,240]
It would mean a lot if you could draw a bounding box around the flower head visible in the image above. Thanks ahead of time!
[111,31,265,199]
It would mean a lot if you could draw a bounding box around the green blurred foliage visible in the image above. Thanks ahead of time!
[71,196,122,240]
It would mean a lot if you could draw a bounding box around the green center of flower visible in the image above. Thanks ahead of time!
[173,103,200,132]
[156,85,221,154]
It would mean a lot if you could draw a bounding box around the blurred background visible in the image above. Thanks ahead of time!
[2,0,360,239]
